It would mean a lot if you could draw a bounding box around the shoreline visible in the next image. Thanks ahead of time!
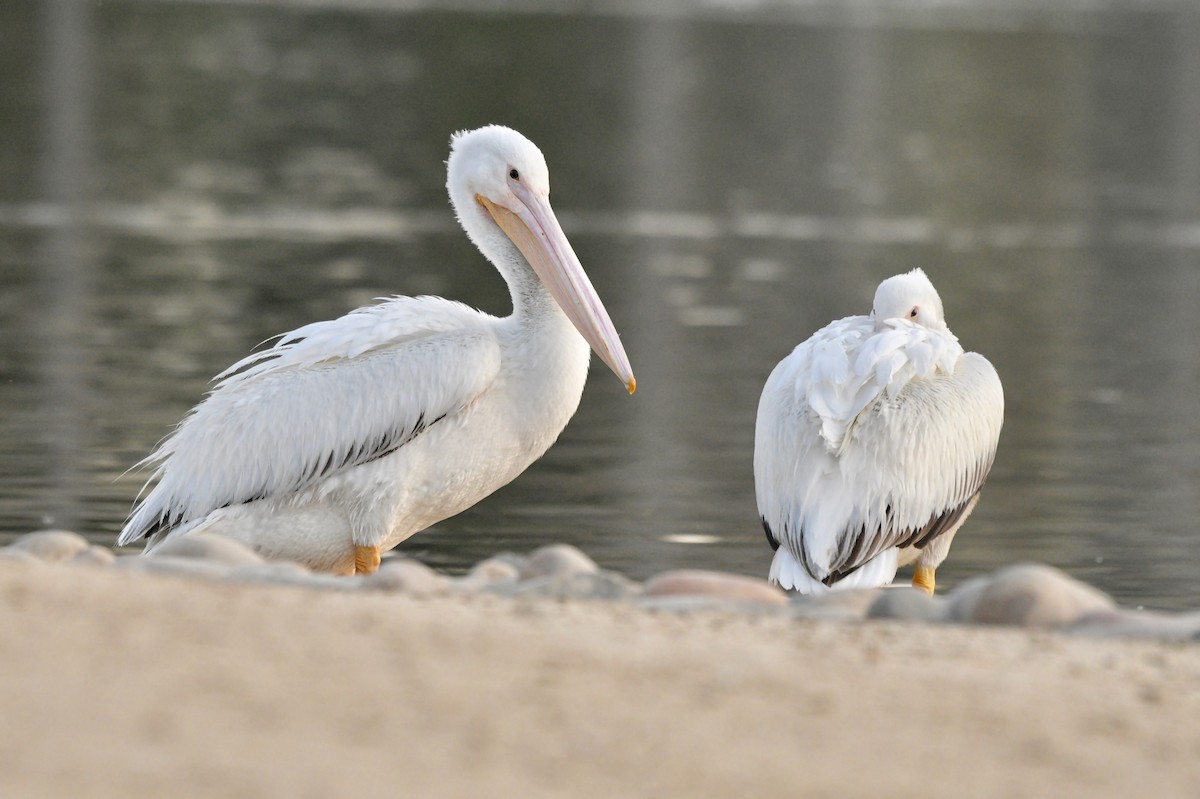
[3,531,1200,797]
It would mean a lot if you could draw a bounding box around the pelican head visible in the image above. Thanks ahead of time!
[446,125,635,394]
[871,268,947,331]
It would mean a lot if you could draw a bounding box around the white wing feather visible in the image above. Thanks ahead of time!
[214,295,477,382]
[755,314,1002,590]
[119,296,502,545]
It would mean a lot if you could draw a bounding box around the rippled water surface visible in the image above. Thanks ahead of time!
[3,0,1199,608]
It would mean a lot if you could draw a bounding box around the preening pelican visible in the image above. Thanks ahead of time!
[118,125,636,575]
[754,268,1003,594]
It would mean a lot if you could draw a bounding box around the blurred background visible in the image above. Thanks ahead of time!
[2,0,1198,608]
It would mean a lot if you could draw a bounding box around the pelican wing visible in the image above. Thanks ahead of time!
[119,297,501,545]
[755,316,1003,586]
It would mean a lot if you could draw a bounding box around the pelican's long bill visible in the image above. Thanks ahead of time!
[477,190,636,394]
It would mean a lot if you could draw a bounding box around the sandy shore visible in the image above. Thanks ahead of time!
[2,559,1199,799]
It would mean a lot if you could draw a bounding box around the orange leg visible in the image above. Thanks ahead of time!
[354,545,381,575]
[912,565,936,595]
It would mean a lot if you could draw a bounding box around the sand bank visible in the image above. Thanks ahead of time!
[2,553,1198,799]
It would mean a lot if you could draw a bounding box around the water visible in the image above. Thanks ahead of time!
[2,0,1199,609]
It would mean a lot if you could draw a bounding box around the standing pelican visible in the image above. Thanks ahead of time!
[118,125,635,575]
[754,268,1002,594]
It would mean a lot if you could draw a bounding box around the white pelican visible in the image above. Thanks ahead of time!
[118,125,636,575]
[754,268,1003,594]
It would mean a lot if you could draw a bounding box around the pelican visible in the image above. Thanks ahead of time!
[754,268,1003,594]
[118,125,636,575]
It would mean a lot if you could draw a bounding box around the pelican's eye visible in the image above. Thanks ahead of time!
[909,306,919,319]
[508,168,520,181]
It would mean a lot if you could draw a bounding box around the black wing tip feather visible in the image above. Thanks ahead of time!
[783,486,988,588]
[909,490,983,551]
[761,518,780,551]
[120,412,453,547]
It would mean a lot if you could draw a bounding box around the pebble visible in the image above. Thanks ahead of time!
[9,530,90,562]
[643,569,788,606]
[866,587,948,623]
[637,595,793,617]
[225,561,355,591]
[114,555,234,580]
[361,558,449,596]
[947,563,1116,628]
[499,571,642,601]
[145,533,265,567]
[0,547,42,568]
[1065,609,1200,642]
[71,546,118,567]
[941,574,992,624]
[791,588,884,622]
[3,530,1197,644]
[520,544,598,580]
[452,556,522,592]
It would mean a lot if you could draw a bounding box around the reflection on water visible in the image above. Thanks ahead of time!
[2,1,1199,609]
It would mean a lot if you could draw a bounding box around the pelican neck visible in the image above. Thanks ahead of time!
[490,239,578,336]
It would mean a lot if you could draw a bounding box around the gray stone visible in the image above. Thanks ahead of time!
[636,595,793,617]
[498,570,641,601]
[9,530,90,562]
[0,547,42,568]
[942,574,992,623]
[867,587,948,623]
[451,556,521,593]
[226,561,352,591]
[643,569,788,607]
[950,563,1116,628]
[113,555,233,580]
[790,588,884,622]
[145,533,265,567]
[521,544,599,580]
[487,552,530,575]
[1065,609,1200,642]
[70,546,118,567]
[361,558,449,596]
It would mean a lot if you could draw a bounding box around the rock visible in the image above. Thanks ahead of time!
[71,546,118,567]
[9,530,89,562]
[867,587,948,623]
[521,544,598,580]
[145,533,265,567]
[113,555,233,580]
[0,547,42,568]
[948,564,1116,628]
[361,558,449,596]
[942,574,992,623]
[499,571,641,601]
[790,588,884,622]
[488,552,530,576]
[452,556,521,593]
[1065,609,1200,642]
[637,595,793,617]
[226,561,352,591]
[643,569,788,607]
